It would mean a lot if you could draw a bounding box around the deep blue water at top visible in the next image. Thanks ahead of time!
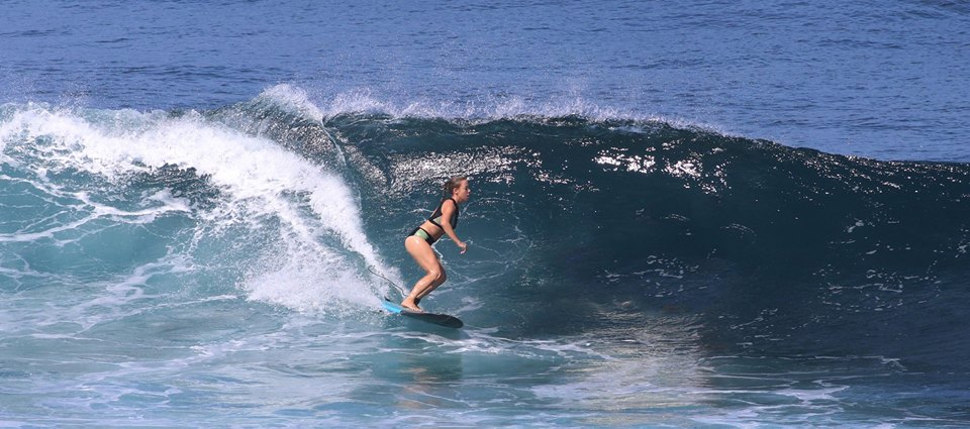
[2,0,969,161]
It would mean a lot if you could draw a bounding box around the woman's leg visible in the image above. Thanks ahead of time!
[417,266,447,300]
[402,236,447,311]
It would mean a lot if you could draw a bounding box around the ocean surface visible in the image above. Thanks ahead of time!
[2,1,970,427]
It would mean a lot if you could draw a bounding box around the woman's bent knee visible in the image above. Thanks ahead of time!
[425,267,446,284]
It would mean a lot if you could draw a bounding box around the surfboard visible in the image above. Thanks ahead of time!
[382,299,464,329]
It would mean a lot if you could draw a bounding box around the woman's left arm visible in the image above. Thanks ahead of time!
[439,200,467,254]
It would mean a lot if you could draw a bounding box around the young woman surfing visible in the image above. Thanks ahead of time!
[401,176,470,312]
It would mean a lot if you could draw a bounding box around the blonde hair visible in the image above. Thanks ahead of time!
[443,176,467,197]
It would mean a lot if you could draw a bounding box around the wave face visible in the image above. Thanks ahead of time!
[324,104,970,368]
[3,88,970,426]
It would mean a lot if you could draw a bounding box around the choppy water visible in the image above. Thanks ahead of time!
[2,1,970,427]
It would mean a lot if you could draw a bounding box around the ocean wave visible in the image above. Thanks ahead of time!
[3,90,970,369]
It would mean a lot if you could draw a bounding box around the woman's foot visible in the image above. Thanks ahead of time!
[400,298,423,313]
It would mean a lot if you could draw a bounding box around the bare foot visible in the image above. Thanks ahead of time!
[400,298,424,313]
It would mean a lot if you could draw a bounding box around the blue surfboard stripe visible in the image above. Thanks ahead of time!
[381,300,404,314]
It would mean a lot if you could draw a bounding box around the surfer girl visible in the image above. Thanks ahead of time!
[401,176,470,312]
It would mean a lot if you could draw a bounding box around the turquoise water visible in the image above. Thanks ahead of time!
[3,1,970,427]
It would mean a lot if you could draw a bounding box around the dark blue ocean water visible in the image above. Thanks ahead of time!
[2,1,970,427]
[4,0,970,161]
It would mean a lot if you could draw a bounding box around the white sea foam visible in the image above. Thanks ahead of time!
[0,104,401,313]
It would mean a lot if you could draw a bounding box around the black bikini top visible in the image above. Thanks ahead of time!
[427,198,459,230]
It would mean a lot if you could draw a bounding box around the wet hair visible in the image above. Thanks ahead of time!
[443,176,467,197]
